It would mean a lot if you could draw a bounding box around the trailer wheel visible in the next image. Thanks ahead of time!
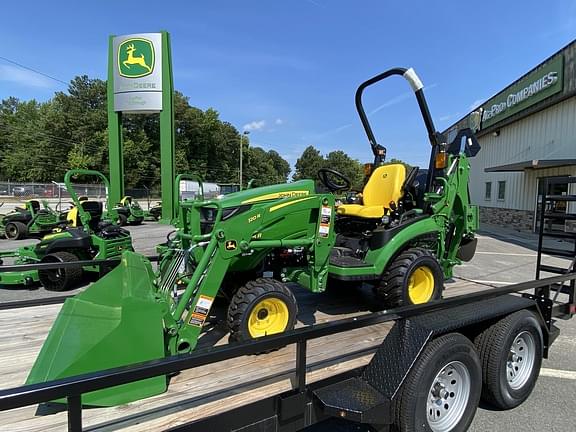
[393,333,481,432]
[38,251,83,291]
[474,310,543,410]
[116,214,128,226]
[5,221,27,240]
[378,247,443,308]
[227,278,298,343]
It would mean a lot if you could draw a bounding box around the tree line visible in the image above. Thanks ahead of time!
[0,76,290,188]
[0,75,372,190]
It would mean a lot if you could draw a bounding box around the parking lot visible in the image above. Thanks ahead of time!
[0,222,574,430]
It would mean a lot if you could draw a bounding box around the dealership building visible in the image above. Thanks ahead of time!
[445,39,576,232]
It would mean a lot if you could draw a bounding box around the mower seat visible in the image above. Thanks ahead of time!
[337,164,406,219]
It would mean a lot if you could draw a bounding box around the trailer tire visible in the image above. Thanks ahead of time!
[392,333,481,432]
[474,310,543,410]
[377,247,443,308]
[5,221,27,240]
[227,278,298,344]
[38,251,83,291]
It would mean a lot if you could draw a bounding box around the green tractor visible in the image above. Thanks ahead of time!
[0,199,61,240]
[111,196,145,226]
[26,67,480,406]
[0,170,134,290]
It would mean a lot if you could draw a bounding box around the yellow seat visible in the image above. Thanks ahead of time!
[337,164,406,219]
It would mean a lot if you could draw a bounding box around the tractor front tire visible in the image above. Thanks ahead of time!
[116,214,128,226]
[227,278,298,344]
[38,251,83,291]
[133,217,144,226]
[377,247,443,308]
[5,221,27,240]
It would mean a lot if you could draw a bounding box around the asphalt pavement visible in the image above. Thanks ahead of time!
[0,222,575,431]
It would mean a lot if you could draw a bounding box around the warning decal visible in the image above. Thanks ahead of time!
[188,295,214,327]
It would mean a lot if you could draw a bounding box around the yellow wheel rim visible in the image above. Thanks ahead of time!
[407,266,435,304]
[248,298,290,338]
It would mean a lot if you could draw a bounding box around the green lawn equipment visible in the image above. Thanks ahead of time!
[0,170,133,290]
[26,67,480,406]
[112,196,145,226]
[144,201,162,221]
[0,199,61,240]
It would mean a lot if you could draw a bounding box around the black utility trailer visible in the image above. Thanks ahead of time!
[0,270,574,432]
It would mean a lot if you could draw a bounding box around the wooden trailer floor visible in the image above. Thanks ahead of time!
[0,280,487,431]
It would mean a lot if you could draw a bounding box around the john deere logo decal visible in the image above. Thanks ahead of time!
[225,240,237,251]
[118,38,154,78]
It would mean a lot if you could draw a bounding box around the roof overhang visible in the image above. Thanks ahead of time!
[485,159,576,172]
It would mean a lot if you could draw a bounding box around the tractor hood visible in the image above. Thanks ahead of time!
[214,179,316,208]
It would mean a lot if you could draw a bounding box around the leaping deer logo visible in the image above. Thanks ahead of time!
[123,43,152,73]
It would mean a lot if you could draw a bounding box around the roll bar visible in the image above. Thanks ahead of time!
[355,67,443,192]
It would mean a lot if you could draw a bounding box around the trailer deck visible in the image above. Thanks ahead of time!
[0,280,491,432]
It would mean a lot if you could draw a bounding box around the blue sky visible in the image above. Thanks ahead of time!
[1,1,575,172]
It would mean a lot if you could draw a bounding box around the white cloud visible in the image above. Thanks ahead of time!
[468,98,486,111]
[243,120,266,131]
[438,112,461,122]
[0,64,55,88]
[275,118,284,125]
[368,83,438,116]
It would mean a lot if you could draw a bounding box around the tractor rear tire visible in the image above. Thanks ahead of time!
[38,251,83,291]
[377,247,443,308]
[5,221,27,240]
[227,278,298,344]
[116,214,128,226]
[474,310,543,410]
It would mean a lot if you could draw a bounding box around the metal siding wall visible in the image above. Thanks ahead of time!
[469,97,576,210]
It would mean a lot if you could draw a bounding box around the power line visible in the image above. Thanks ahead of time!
[0,55,69,87]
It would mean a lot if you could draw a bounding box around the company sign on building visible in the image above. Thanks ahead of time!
[479,55,564,129]
[113,33,163,112]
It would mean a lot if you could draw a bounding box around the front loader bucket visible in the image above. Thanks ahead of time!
[26,251,167,407]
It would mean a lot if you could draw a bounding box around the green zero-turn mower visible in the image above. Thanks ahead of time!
[111,196,145,226]
[0,170,134,290]
[26,67,480,406]
[0,199,61,240]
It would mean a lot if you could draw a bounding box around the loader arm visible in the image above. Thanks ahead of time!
[162,193,336,355]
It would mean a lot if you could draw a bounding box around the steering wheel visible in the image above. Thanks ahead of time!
[317,168,351,192]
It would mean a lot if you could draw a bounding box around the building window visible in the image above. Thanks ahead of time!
[485,182,492,200]
[498,181,506,200]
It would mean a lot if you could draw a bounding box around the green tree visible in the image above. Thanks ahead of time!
[324,150,364,190]
[292,146,324,181]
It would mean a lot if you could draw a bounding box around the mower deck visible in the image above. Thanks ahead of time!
[0,281,486,431]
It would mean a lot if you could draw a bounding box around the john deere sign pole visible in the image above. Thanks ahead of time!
[107,31,175,223]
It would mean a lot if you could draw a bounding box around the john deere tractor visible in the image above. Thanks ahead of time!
[0,170,133,290]
[0,199,61,240]
[27,67,480,406]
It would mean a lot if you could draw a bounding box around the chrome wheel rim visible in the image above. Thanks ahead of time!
[427,361,471,432]
[507,331,536,390]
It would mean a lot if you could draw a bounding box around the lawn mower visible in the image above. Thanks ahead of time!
[111,196,145,226]
[26,67,480,406]
[0,199,61,240]
[0,170,133,291]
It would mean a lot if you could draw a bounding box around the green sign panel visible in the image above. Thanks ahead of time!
[117,38,155,78]
[480,55,564,129]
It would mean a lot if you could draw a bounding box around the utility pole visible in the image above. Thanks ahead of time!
[240,130,250,189]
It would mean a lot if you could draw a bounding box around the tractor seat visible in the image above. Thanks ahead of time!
[29,200,41,213]
[337,164,406,219]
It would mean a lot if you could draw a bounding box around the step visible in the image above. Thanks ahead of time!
[540,247,575,258]
[545,195,576,202]
[313,377,389,424]
[329,255,370,268]
[543,213,576,221]
[538,264,569,275]
[541,231,576,240]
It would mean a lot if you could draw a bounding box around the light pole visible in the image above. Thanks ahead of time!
[240,130,250,189]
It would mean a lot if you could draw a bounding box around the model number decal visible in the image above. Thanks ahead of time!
[248,213,261,223]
